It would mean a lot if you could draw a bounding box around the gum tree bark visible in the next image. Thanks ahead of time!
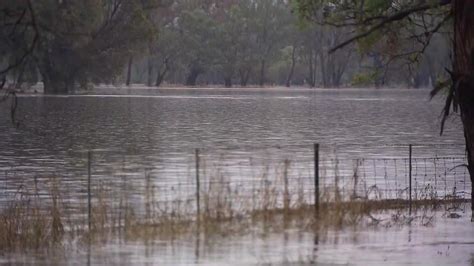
[453,0,474,212]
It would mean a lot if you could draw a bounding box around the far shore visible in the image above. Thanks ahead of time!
[15,82,431,95]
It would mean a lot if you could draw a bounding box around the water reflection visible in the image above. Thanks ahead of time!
[1,207,472,265]
[0,89,471,265]
[2,89,464,157]
[0,89,468,216]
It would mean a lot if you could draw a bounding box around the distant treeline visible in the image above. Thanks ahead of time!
[0,0,451,93]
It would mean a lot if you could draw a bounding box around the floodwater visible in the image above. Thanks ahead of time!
[0,87,472,265]
[1,207,473,265]
[0,87,469,205]
[0,87,466,176]
[0,87,465,154]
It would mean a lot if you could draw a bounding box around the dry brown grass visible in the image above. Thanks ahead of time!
[0,160,469,253]
[0,177,66,251]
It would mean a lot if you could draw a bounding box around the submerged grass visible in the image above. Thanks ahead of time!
[0,158,470,253]
[0,177,66,251]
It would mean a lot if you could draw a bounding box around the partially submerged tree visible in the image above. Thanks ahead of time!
[30,0,160,94]
[294,0,474,212]
[0,0,38,77]
[0,0,39,124]
[178,8,218,86]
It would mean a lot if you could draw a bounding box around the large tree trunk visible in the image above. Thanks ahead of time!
[42,77,70,94]
[37,54,70,94]
[185,67,201,86]
[453,0,474,213]
[42,78,64,94]
[39,67,69,94]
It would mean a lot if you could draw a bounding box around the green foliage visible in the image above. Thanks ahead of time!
[365,0,393,15]
[1,0,451,90]
[356,30,382,53]
[351,72,377,87]
[150,0,293,86]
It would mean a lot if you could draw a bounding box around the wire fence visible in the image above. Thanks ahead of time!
[0,144,471,225]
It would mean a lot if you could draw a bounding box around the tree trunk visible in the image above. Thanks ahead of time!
[258,59,266,87]
[155,68,167,87]
[14,62,27,89]
[37,54,69,94]
[307,49,317,88]
[155,58,169,87]
[319,51,328,88]
[334,61,346,88]
[42,78,70,94]
[239,69,250,87]
[185,67,201,86]
[453,0,474,213]
[40,67,69,94]
[224,77,232,88]
[126,56,133,86]
[147,58,153,87]
[370,53,384,88]
[459,83,474,214]
[286,46,297,88]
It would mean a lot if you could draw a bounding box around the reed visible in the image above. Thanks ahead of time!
[0,157,468,252]
[0,177,66,251]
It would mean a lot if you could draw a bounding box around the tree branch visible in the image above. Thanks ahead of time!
[329,0,451,53]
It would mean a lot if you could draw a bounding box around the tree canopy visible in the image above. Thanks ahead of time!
[1,0,453,92]
[1,0,162,94]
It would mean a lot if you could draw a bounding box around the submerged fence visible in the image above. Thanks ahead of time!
[0,143,471,226]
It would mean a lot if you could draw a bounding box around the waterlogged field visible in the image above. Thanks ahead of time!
[0,204,472,265]
[0,88,469,207]
[0,87,472,265]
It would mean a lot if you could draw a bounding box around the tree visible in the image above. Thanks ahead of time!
[147,3,179,87]
[212,4,248,88]
[251,0,290,87]
[177,8,218,86]
[0,0,38,80]
[30,0,159,94]
[150,27,180,87]
[225,0,260,87]
[294,0,474,213]
[0,0,39,124]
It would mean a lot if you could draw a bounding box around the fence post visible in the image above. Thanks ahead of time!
[195,149,201,219]
[283,159,290,214]
[314,143,320,215]
[87,150,92,231]
[409,144,412,214]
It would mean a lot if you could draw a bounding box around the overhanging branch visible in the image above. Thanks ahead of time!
[329,0,451,53]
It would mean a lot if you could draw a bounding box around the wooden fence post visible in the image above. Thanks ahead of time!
[195,149,201,219]
[88,150,92,231]
[314,143,320,215]
[409,144,413,214]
